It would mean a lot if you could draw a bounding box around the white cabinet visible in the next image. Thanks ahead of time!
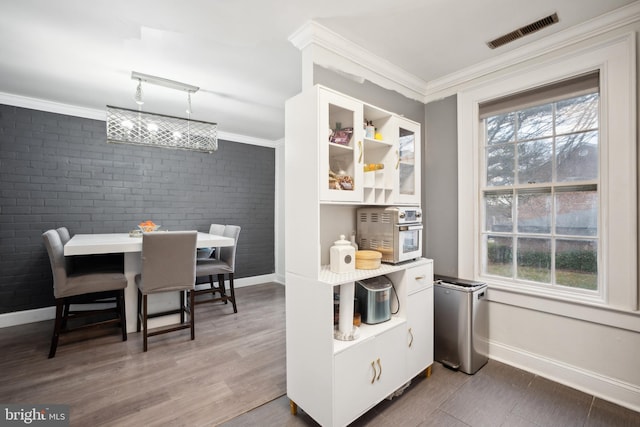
[334,324,405,426]
[285,85,432,427]
[287,85,421,206]
[321,89,364,203]
[405,263,434,378]
[286,262,434,427]
[395,118,421,205]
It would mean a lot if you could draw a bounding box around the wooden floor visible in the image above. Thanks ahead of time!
[223,361,640,427]
[0,282,286,426]
[2,282,640,427]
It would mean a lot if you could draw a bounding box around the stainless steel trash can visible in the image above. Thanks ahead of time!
[434,275,488,374]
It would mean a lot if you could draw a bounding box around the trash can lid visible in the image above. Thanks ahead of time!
[435,275,486,289]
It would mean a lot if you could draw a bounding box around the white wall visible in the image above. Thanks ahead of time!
[434,18,640,411]
[488,301,640,409]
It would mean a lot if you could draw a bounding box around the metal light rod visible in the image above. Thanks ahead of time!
[131,71,199,93]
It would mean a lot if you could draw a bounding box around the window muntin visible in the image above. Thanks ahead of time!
[481,92,599,292]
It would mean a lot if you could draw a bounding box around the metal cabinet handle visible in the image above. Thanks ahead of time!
[358,140,363,163]
[415,275,425,281]
[376,358,382,381]
[371,360,376,384]
[408,327,414,348]
[395,149,400,170]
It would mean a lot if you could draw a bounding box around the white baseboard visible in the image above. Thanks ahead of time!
[489,340,640,413]
[233,273,279,288]
[0,306,56,329]
[0,274,282,329]
[273,273,285,285]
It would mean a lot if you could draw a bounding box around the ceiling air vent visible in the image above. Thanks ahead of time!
[487,12,559,49]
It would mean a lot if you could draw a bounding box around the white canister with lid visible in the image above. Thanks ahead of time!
[330,234,356,274]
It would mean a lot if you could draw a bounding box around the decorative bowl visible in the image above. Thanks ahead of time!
[138,222,160,232]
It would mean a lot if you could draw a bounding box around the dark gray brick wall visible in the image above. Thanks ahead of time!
[0,104,275,314]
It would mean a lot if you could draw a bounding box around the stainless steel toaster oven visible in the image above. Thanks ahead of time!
[356,206,423,264]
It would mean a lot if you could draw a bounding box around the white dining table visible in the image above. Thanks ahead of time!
[64,232,235,333]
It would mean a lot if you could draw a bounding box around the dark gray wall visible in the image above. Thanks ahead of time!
[424,95,458,277]
[0,104,275,314]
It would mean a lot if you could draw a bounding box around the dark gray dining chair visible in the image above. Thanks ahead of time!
[194,225,241,313]
[135,231,197,352]
[42,229,127,358]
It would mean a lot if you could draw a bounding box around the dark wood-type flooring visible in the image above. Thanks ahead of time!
[0,282,286,426]
[223,361,640,427]
[2,281,639,426]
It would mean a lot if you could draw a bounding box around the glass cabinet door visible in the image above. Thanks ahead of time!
[320,89,364,202]
[395,118,421,204]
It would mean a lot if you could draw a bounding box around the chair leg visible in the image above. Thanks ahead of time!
[218,274,227,303]
[189,291,195,340]
[229,273,237,313]
[179,290,185,324]
[48,299,65,358]
[61,301,71,330]
[137,288,142,333]
[209,274,222,297]
[143,294,148,352]
[118,290,127,341]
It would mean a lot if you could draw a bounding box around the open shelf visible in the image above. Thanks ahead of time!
[333,315,406,355]
[318,259,427,285]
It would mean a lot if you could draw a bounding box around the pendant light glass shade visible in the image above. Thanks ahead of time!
[106,105,218,153]
[106,71,217,153]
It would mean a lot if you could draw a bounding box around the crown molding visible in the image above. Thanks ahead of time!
[423,1,640,102]
[0,92,105,121]
[0,92,277,148]
[289,2,640,105]
[289,20,429,102]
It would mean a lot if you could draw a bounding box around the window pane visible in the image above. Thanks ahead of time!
[482,85,599,295]
[556,93,599,135]
[517,104,553,140]
[517,138,552,184]
[517,238,551,283]
[555,190,597,236]
[485,193,513,232]
[556,131,598,182]
[486,236,513,277]
[486,113,515,144]
[555,239,597,290]
[517,192,551,234]
[487,144,514,186]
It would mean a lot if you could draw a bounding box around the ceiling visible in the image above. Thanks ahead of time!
[0,0,635,142]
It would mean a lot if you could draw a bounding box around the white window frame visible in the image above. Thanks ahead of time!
[457,33,637,312]
[480,93,602,301]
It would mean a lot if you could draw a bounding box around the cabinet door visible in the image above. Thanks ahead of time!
[320,89,364,202]
[394,118,421,205]
[406,287,434,378]
[334,325,406,426]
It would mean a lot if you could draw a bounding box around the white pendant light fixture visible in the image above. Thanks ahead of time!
[106,71,218,153]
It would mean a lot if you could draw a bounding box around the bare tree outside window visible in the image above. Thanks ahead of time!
[482,92,599,291]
